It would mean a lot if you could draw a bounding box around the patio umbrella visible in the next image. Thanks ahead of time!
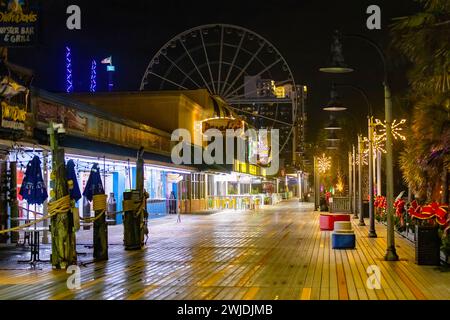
[82,163,108,261]
[19,155,48,205]
[82,163,104,201]
[66,160,81,201]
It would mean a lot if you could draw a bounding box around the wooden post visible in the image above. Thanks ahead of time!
[94,166,108,261]
[123,147,145,250]
[9,161,19,243]
[136,148,144,197]
[42,150,49,244]
[0,159,7,243]
[48,122,76,269]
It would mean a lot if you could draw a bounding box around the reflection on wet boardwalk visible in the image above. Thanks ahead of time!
[0,200,449,300]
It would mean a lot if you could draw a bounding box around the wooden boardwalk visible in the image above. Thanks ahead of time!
[0,200,449,300]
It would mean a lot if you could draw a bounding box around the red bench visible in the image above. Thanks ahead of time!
[320,213,351,231]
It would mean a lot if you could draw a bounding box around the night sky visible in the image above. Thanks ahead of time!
[9,0,419,142]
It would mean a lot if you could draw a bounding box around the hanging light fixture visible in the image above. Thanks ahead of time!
[324,115,342,130]
[326,139,339,150]
[319,30,354,74]
[326,131,340,142]
[323,84,347,111]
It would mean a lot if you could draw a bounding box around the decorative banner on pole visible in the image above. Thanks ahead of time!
[0,0,39,47]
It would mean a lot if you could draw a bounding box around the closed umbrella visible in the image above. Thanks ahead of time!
[19,155,48,206]
[66,160,81,201]
[82,163,104,201]
[82,163,108,261]
[66,159,81,231]
[18,155,48,240]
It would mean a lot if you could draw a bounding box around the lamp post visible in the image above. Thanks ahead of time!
[352,145,357,219]
[320,30,397,260]
[377,150,382,196]
[313,156,320,210]
[367,117,377,237]
[348,151,353,214]
[357,134,365,226]
[322,83,376,237]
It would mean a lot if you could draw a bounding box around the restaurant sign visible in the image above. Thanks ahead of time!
[233,160,264,177]
[1,101,26,130]
[202,118,244,133]
[0,0,39,47]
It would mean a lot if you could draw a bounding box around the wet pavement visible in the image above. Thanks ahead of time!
[0,200,449,300]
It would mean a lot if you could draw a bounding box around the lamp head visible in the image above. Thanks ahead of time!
[319,30,354,74]
[324,117,342,130]
[323,85,347,111]
[326,131,340,142]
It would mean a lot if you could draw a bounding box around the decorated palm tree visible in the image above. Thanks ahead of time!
[391,0,450,204]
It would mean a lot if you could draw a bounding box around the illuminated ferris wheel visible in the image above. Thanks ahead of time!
[140,24,302,155]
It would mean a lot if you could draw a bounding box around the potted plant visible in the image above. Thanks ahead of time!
[408,201,448,265]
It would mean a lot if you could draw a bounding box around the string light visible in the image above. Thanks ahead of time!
[66,46,73,93]
[336,172,344,193]
[90,59,97,92]
[363,133,386,154]
[318,153,331,174]
[375,118,407,141]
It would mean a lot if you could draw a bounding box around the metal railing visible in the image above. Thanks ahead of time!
[329,196,351,213]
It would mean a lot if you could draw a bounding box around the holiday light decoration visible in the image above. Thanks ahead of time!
[363,132,386,154]
[356,151,369,166]
[90,60,97,92]
[373,131,387,153]
[375,118,407,141]
[317,153,331,174]
[66,46,73,93]
[336,172,344,193]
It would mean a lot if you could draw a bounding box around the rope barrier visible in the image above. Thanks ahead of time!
[79,194,107,223]
[18,206,44,216]
[123,198,145,218]
[0,195,71,234]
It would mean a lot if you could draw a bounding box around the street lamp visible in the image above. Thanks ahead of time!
[323,85,347,111]
[320,30,398,261]
[324,116,342,130]
[324,83,377,237]
[319,30,354,74]
[326,131,340,142]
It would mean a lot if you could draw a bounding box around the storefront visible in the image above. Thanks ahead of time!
[7,144,196,224]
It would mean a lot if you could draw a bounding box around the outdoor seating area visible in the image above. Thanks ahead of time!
[331,221,356,249]
[206,193,282,211]
[319,213,351,231]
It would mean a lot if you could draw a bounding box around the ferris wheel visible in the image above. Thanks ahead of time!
[140,24,301,154]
